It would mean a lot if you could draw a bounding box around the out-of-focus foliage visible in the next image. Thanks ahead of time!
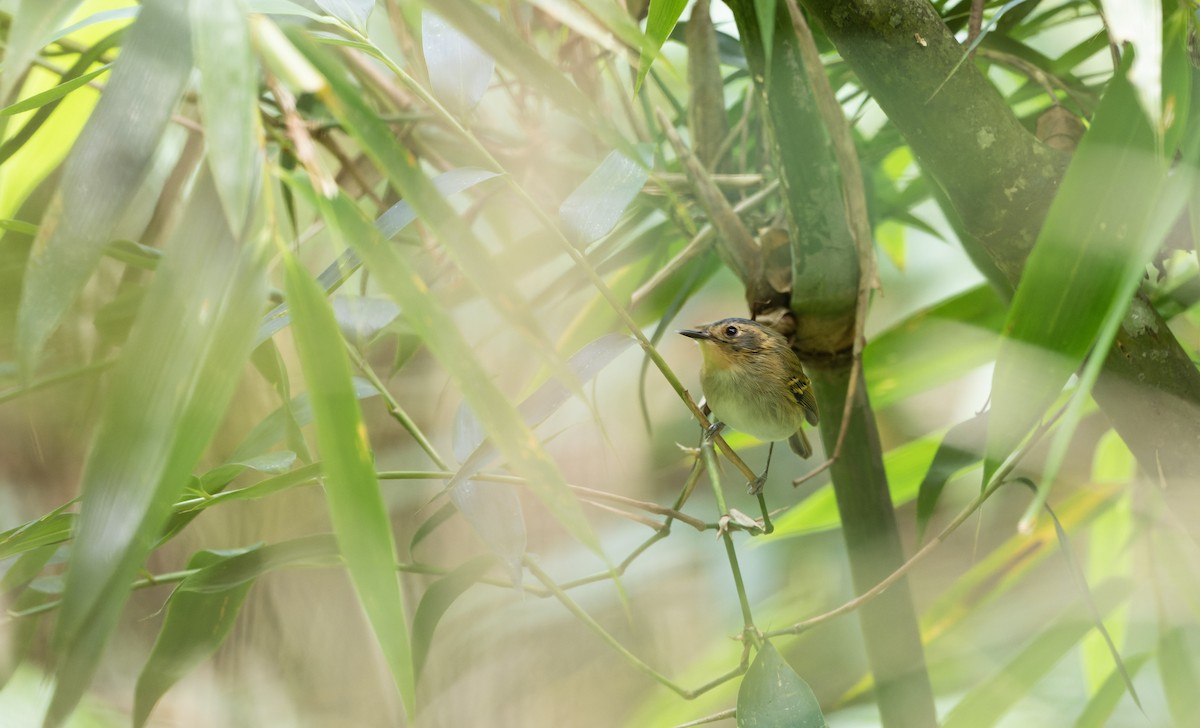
[0,0,1198,727]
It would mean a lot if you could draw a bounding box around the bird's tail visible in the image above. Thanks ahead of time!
[788,429,813,459]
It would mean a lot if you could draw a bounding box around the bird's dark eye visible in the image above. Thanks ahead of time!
[724,325,738,337]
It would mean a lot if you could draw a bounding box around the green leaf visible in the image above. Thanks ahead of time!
[282,251,415,716]
[287,175,601,557]
[227,377,377,463]
[942,579,1132,728]
[1072,653,1150,728]
[47,163,268,727]
[1097,0,1161,129]
[754,0,776,67]
[865,285,1005,410]
[637,0,688,93]
[176,535,337,593]
[14,0,194,374]
[1159,626,1200,728]
[313,0,374,30]
[422,9,495,116]
[132,549,257,728]
[0,64,110,117]
[292,33,584,399]
[0,0,85,105]
[190,0,262,234]
[0,512,74,561]
[559,146,652,247]
[736,641,828,727]
[916,412,988,542]
[985,55,1178,498]
[429,0,603,124]
[412,555,494,679]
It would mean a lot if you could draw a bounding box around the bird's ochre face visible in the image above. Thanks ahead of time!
[678,318,774,371]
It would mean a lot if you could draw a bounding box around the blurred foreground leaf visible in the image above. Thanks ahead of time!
[14,0,194,373]
[48,162,268,727]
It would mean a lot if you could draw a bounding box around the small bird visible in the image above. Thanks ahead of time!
[679,318,819,489]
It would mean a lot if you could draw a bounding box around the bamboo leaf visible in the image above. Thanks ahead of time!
[422,9,495,116]
[228,377,377,463]
[0,512,74,561]
[984,55,1177,496]
[865,285,1005,410]
[47,163,268,727]
[1072,653,1150,728]
[132,549,257,728]
[286,174,601,557]
[916,412,988,542]
[736,641,828,727]
[1159,626,1200,728]
[412,555,494,679]
[313,0,373,30]
[428,0,602,124]
[190,0,262,234]
[637,0,688,92]
[282,251,416,715]
[0,64,110,117]
[255,167,499,346]
[559,146,652,247]
[0,0,84,105]
[942,579,1132,728]
[176,534,338,593]
[14,0,194,373]
[1097,0,1161,129]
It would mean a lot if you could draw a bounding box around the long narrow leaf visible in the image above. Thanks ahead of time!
[15,0,194,373]
[636,0,688,92]
[47,163,267,727]
[132,549,258,728]
[282,252,416,715]
[0,0,84,104]
[288,175,601,557]
[190,0,261,234]
[985,56,1175,494]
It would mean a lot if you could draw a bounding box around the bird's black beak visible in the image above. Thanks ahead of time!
[678,329,711,340]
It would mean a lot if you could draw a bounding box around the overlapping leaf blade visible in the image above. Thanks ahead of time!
[14,0,194,373]
[984,57,1176,495]
[282,253,416,716]
[47,164,267,727]
[190,0,261,234]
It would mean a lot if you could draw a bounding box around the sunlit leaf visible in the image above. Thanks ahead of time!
[1159,626,1200,728]
[283,251,416,715]
[865,285,1005,410]
[559,146,652,247]
[422,9,495,116]
[736,641,828,727]
[190,0,262,234]
[286,174,601,557]
[942,579,1132,728]
[985,56,1176,500]
[132,548,257,728]
[0,512,74,561]
[313,0,373,30]
[14,0,194,373]
[1097,0,1161,129]
[256,167,499,346]
[228,377,377,463]
[1072,653,1151,728]
[48,162,268,727]
[0,64,110,117]
[637,0,688,92]
[0,0,84,105]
